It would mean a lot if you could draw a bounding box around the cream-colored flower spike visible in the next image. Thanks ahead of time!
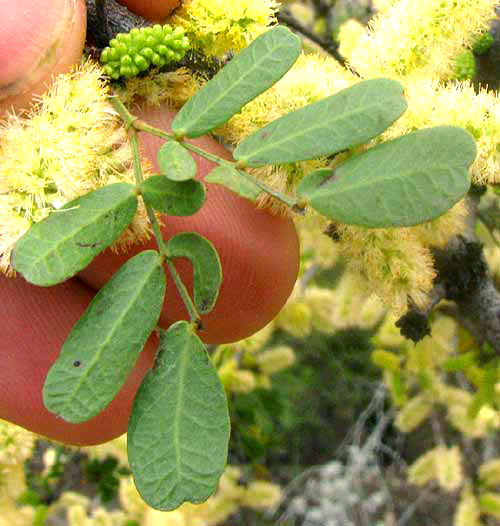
[0,61,151,276]
[348,0,497,80]
[171,0,279,57]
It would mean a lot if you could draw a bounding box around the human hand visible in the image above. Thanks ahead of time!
[0,106,300,445]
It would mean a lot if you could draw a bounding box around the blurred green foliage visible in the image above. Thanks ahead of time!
[230,327,379,474]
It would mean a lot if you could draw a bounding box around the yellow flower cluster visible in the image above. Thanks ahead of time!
[337,18,366,61]
[383,80,500,185]
[0,61,151,275]
[274,272,385,337]
[0,420,35,494]
[321,198,467,312]
[348,0,497,80]
[214,323,296,393]
[170,0,279,57]
[455,488,481,526]
[394,393,433,432]
[0,421,36,526]
[372,0,398,12]
[335,224,436,313]
[480,459,500,487]
[408,445,463,492]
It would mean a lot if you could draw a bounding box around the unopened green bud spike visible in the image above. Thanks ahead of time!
[100,24,190,80]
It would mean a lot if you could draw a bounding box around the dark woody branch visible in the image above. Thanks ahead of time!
[86,0,151,48]
[397,193,500,354]
[433,237,500,353]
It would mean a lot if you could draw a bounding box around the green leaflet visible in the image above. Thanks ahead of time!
[233,78,407,167]
[158,141,197,181]
[167,233,222,314]
[12,183,138,286]
[128,321,230,510]
[295,168,331,197]
[204,165,262,202]
[172,26,301,138]
[297,127,476,228]
[140,176,206,216]
[43,250,166,423]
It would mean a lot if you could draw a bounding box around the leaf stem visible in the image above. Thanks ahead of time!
[112,96,202,325]
[236,169,302,211]
[165,259,201,327]
[134,118,177,142]
[128,119,169,255]
[132,112,301,209]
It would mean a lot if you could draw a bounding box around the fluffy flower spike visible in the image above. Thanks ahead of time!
[170,0,279,57]
[348,0,497,80]
[0,61,150,275]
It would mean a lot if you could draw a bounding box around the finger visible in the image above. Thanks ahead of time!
[116,0,181,21]
[0,0,86,117]
[0,273,157,445]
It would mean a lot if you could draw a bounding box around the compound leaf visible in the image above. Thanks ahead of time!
[141,176,206,216]
[12,183,137,286]
[298,126,476,227]
[233,78,407,167]
[167,233,221,314]
[158,141,197,181]
[43,250,166,423]
[128,321,230,510]
[205,165,262,202]
[172,26,301,138]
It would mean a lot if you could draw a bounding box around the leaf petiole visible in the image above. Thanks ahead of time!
[112,96,300,209]
[112,96,202,325]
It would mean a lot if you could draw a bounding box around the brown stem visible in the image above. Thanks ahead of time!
[277,7,347,66]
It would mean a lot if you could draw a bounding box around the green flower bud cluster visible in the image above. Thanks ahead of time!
[100,25,190,79]
[453,50,476,81]
[472,31,494,56]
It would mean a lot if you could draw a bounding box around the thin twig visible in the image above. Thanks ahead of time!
[277,7,348,66]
